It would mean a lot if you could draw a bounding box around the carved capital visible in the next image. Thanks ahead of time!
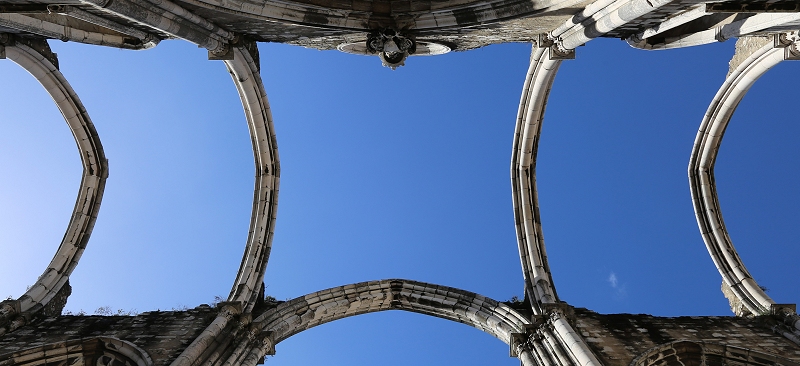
[509,332,531,357]
[208,43,234,61]
[785,42,800,60]
[0,299,21,336]
[549,46,575,60]
[771,303,797,317]
[771,32,800,60]
[535,34,554,48]
[259,331,275,356]
[216,301,244,317]
[543,302,575,321]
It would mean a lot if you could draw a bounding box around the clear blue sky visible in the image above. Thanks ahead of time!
[1,37,798,365]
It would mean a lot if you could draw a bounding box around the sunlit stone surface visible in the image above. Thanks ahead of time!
[1,0,799,364]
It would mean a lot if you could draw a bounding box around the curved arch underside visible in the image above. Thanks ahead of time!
[167,43,279,366]
[255,279,530,345]
[688,37,798,317]
[0,39,107,324]
[511,44,562,314]
[224,44,280,314]
[507,44,603,366]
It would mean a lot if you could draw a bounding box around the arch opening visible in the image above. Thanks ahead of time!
[534,40,736,316]
[271,311,518,365]
[0,49,81,301]
[711,60,800,310]
[40,41,253,313]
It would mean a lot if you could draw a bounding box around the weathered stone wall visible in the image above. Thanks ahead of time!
[729,36,772,76]
[0,306,218,365]
[574,308,800,365]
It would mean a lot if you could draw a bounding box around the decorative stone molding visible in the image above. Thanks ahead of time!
[336,29,451,69]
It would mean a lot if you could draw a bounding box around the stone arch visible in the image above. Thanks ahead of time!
[507,43,603,366]
[688,34,799,317]
[254,279,530,345]
[630,340,800,366]
[166,43,279,366]
[0,36,107,330]
[0,337,153,366]
[511,43,563,313]
[223,43,280,314]
[205,279,541,366]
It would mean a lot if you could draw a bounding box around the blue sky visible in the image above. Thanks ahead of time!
[1,37,798,365]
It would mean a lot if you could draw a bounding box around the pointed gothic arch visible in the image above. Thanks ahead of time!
[0,36,107,332]
[223,43,280,314]
[688,35,799,317]
[254,279,530,345]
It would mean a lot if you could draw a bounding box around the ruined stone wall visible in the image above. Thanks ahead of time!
[574,308,800,365]
[0,306,217,365]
